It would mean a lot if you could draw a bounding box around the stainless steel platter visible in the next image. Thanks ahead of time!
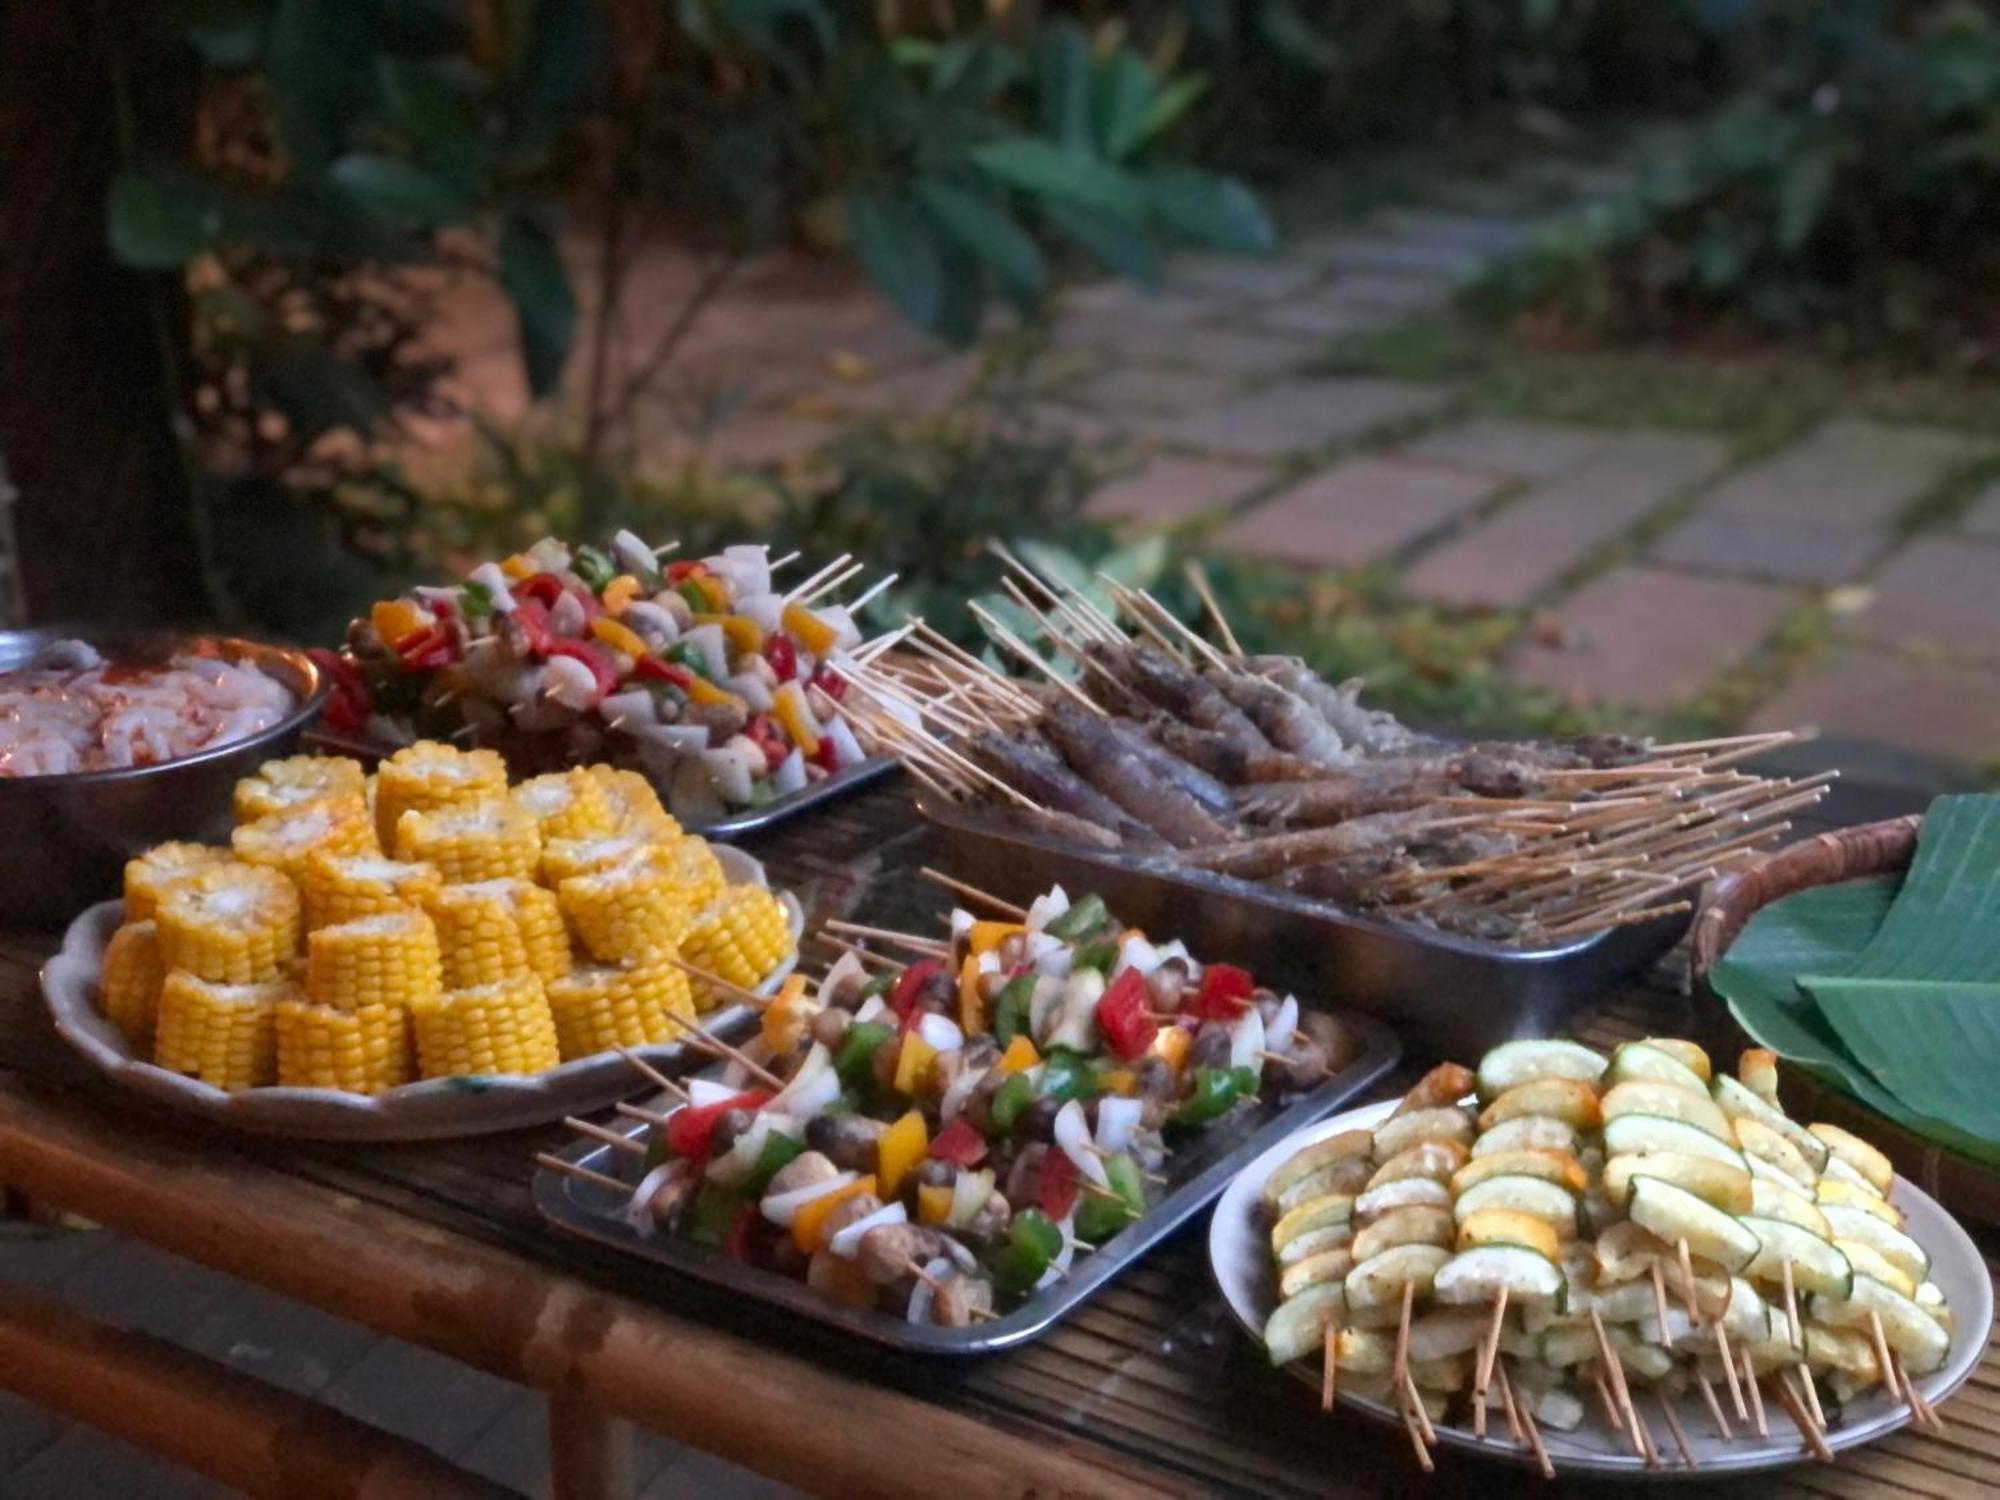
[533,1013,1399,1355]
[920,793,1687,1062]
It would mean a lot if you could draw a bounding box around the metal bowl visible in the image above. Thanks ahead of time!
[0,627,328,927]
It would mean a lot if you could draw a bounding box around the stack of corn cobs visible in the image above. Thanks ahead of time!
[96,743,795,1095]
[1262,1038,1951,1473]
[561,882,1357,1328]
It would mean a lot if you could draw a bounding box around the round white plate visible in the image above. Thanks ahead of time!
[41,845,802,1141]
[1210,1098,1994,1477]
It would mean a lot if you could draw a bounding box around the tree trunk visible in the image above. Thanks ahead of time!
[0,0,201,625]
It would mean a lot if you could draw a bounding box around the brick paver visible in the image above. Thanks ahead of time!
[1169,377,1452,459]
[1404,432,1726,609]
[1163,252,1325,302]
[1245,297,1406,341]
[1087,454,1269,526]
[1505,565,1797,711]
[1400,417,1608,483]
[1067,364,1239,415]
[1650,513,1891,585]
[1298,233,1483,281]
[1963,482,2000,540]
[1845,536,2000,658]
[1218,456,1499,566]
[1752,648,2000,763]
[1373,207,1534,257]
[1703,419,1978,528]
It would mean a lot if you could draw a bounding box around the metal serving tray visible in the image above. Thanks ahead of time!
[698,755,899,839]
[533,1013,1398,1355]
[921,794,1686,1061]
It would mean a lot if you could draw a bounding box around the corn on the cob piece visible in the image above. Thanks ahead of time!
[426,881,534,989]
[544,961,693,1059]
[231,795,376,880]
[393,799,541,884]
[274,999,414,1094]
[557,861,690,964]
[154,971,285,1090]
[433,877,571,982]
[300,852,442,930]
[680,884,791,1005]
[372,743,508,848]
[663,837,725,910]
[589,766,681,841]
[233,755,368,824]
[510,769,617,842]
[409,976,561,1078]
[305,911,443,1012]
[539,834,669,888]
[123,842,232,923]
[100,920,167,1047]
[155,865,301,984]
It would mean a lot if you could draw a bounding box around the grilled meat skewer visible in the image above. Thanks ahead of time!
[1146,719,1329,786]
[964,732,1166,849]
[1108,644,1271,753]
[1041,698,1235,850]
[1180,808,1467,879]
[1206,670,1351,767]
[1240,655,1426,757]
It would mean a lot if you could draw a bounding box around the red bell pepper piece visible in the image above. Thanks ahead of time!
[811,734,841,773]
[743,714,788,773]
[809,665,847,702]
[890,958,945,1028]
[542,637,619,703]
[1095,967,1159,1061]
[1037,1147,1081,1221]
[508,597,552,655]
[665,559,707,583]
[512,572,566,609]
[306,648,371,736]
[1192,964,1255,1022]
[927,1116,988,1168]
[392,623,454,672]
[664,1089,773,1164]
[764,633,798,683]
[722,1204,758,1263]
[631,655,694,689]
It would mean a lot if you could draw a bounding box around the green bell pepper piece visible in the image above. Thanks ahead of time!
[987,1207,1064,1293]
[684,1181,746,1249]
[1043,893,1106,942]
[742,1131,805,1194]
[991,975,1036,1047]
[572,545,617,591]
[1074,1153,1146,1243]
[1070,940,1119,976]
[833,1021,894,1087]
[989,1072,1037,1135]
[1040,1048,1099,1103]
[1172,1065,1245,1127]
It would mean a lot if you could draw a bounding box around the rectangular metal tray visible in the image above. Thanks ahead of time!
[921,793,1686,1062]
[533,1012,1398,1355]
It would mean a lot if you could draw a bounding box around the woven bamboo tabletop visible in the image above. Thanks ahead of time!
[3,778,1996,1498]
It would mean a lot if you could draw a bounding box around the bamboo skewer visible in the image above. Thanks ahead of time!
[1495,1356,1525,1445]
[1183,560,1243,656]
[1696,1370,1733,1439]
[1589,1309,1649,1461]
[815,934,905,972]
[1657,1389,1697,1469]
[1474,1286,1509,1413]
[1777,1372,1835,1462]
[614,1101,670,1130]
[1393,1280,1415,1387]
[1505,1364,1553,1480]
[617,1047,690,1102]
[1399,1382,1435,1474]
[1322,1325,1338,1412]
[656,1014,786,1091]
[919,867,1028,919]
[537,1153,630,1196]
[564,1117,644,1157]
[822,919,950,957]
[1741,1346,1769,1438]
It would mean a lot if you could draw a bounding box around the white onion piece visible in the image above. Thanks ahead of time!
[780,1064,841,1122]
[726,672,774,713]
[823,714,866,769]
[1112,936,1161,979]
[1153,939,1191,967]
[468,562,517,612]
[1228,1005,1266,1074]
[723,544,773,600]
[940,1064,988,1124]
[1266,995,1299,1055]
[738,592,783,635]
[1027,975,1065,1043]
[947,1168,995,1230]
[976,949,1002,976]
[700,747,754,805]
[601,689,656,727]
[705,1114,774,1187]
[623,601,679,645]
[950,909,974,943]
[682,623,728,681]
[817,951,867,1007]
[816,603,861,649]
[761,1169,858,1228]
[685,1078,739,1109]
[550,590,587,638]
[917,1013,963,1054]
[770,748,808,797]
[1025,886,1070,931]
[612,529,656,577]
[766,1044,831,1113]
[1033,943,1074,982]
[1035,1214,1078,1291]
[905,1253,957,1324]
[1096,1096,1144,1156]
[632,723,708,756]
[541,655,599,709]
[623,1164,681,1237]
[1053,1100,1109,1188]
[829,1200,906,1259]
[852,994,888,1026]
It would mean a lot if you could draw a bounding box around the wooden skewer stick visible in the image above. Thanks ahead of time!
[1402,1368,1437,1447]
[563,1116,645,1157]
[1866,1311,1932,1433]
[617,1046,690,1102]
[1592,1364,1622,1432]
[1399,1380,1435,1474]
[1631,1396,1661,1470]
[1892,1352,1944,1435]
[918,866,1028,919]
[781,552,854,605]
[1392,1280,1415,1387]
[1776,1259,1824,1429]
[1650,1260,1674,1347]
[656,1014,786,1091]
[659,954,771,1010]
[536,1153,630,1196]
[815,933,905,972]
[1474,1285,1509,1411]
[902,1260,999,1320]
[1740,1346,1768,1438]
[1674,1238,1701,1323]
[1322,1324,1338,1413]
[1495,1354,1525,1444]
[1657,1389,1697,1469]
[615,1101,671,1129]
[1504,1363,1553,1480]
[821,919,950,956]
[1695,1369,1733,1439]
[1776,1372,1834,1462]
[1589,1309,1648,1461]
[845,570,899,616]
[1183,560,1244,656]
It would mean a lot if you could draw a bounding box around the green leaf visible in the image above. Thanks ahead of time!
[378,57,479,148]
[1097,532,1170,590]
[328,154,471,229]
[265,0,377,168]
[107,171,225,268]
[510,0,604,165]
[1138,73,1211,151]
[183,0,266,67]
[721,0,835,51]
[498,212,577,398]
[1042,200,1160,289]
[1255,0,1338,72]
[912,177,1048,310]
[1034,21,1096,153]
[970,138,1147,222]
[1776,148,1837,253]
[1146,167,1274,253]
[844,186,947,335]
[1093,51,1157,162]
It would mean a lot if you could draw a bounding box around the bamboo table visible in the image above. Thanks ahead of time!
[3,779,1997,1500]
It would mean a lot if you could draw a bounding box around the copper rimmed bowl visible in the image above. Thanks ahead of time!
[0,627,328,927]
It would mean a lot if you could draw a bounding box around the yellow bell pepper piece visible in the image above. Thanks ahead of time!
[957,954,986,1037]
[781,601,839,655]
[370,599,426,645]
[771,683,820,757]
[695,613,765,654]
[793,1174,876,1255]
[877,1109,929,1197]
[1097,1068,1138,1097]
[1148,1024,1190,1076]
[917,1183,954,1226]
[501,554,535,580]
[589,617,650,660]
[893,1033,937,1096]
[968,921,1025,957]
[695,574,730,612]
[602,574,642,614]
[760,974,812,1055]
[684,676,745,711]
[995,1034,1040,1076]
